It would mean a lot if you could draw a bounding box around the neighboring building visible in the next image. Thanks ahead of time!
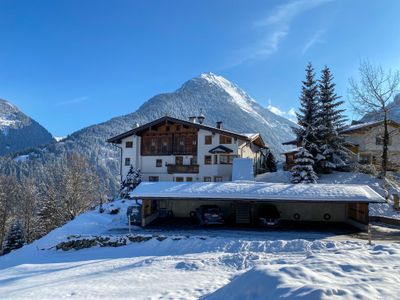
[341,120,400,170]
[282,119,400,171]
[107,115,268,182]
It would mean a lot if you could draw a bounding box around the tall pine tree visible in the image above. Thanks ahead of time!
[295,63,321,159]
[316,66,349,172]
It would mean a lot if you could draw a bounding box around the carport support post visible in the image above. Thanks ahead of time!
[368,224,372,245]
[128,215,131,235]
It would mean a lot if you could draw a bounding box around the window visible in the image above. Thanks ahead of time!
[175,177,184,182]
[359,154,371,164]
[156,159,162,167]
[214,155,218,164]
[166,126,170,132]
[124,157,131,166]
[204,155,212,165]
[220,135,232,144]
[214,176,223,182]
[176,156,183,165]
[176,125,181,131]
[150,138,157,153]
[125,141,133,148]
[219,155,235,164]
[149,176,159,182]
[205,135,212,145]
[204,176,212,182]
[186,177,193,182]
[190,156,197,165]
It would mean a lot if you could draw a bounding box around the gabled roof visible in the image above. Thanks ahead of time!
[131,181,385,203]
[341,119,400,134]
[107,116,267,148]
[209,145,234,154]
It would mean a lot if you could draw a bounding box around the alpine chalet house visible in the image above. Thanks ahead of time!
[107,114,268,183]
[341,119,400,170]
[282,119,400,170]
[108,115,385,230]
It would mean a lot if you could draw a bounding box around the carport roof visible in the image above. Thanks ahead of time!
[130,181,385,203]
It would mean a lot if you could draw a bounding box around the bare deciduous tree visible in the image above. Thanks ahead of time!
[349,61,400,178]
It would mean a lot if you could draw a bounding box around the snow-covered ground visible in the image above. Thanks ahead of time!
[0,199,400,299]
[257,170,400,220]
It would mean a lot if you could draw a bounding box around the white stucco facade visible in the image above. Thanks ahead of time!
[343,122,400,168]
[118,127,264,182]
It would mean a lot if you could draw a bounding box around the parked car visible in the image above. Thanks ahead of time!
[127,204,142,225]
[258,204,280,227]
[196,205,224,225]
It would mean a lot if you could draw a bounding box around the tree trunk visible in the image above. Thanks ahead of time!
[381,113,389,178]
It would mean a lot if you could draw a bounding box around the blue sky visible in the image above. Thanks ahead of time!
[0,0,399,136]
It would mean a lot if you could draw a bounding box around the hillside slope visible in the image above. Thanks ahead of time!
[0,73,296,194]
[0,99,54,156]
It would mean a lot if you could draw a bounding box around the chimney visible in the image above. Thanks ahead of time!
[189,116,197,123]
[197,109,205,124]
[216,121,222,129]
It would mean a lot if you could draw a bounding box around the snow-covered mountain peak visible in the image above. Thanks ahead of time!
[0,98,54,156]
[0,99,20,130]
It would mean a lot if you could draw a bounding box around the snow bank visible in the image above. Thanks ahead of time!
[207,244,400,300]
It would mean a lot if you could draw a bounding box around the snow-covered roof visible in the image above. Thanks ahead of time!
[281,147,301,154]
[131,181,385,203]
[342,119,400,133]
[240,133,258,139]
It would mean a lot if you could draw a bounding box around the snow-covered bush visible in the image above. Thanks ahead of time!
[356,164,379,176]
[120,166,142,199]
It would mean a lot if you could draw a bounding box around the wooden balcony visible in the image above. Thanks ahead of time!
[166,164,199,174]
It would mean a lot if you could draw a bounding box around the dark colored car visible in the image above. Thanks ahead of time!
[258,204,280,227]
[127,204,142,225]
[196,205,224,225]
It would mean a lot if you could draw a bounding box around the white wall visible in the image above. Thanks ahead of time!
[119,129,265,182]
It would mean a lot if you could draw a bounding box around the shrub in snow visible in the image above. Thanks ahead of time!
[356,163,379,176]
[2,220,24,255]
[120,166,142,199]
[109,207,120,215]
[265,152,277,172]
[291,147,318,184]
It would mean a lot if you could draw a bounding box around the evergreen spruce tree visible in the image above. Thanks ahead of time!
[291,148,318,184]
[2,220,24,255]
[265,152,277,172]
[295,63,321,161]
[120,166,142,199]
[37,197,61,236]
[316,66,349,172]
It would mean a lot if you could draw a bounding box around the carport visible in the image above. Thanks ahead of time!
[130,181,385,230]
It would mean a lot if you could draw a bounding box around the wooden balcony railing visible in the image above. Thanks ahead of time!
[166,164,199,174]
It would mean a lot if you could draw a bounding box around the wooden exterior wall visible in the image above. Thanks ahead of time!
[347,203,369,224]
[140,122,198,156]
